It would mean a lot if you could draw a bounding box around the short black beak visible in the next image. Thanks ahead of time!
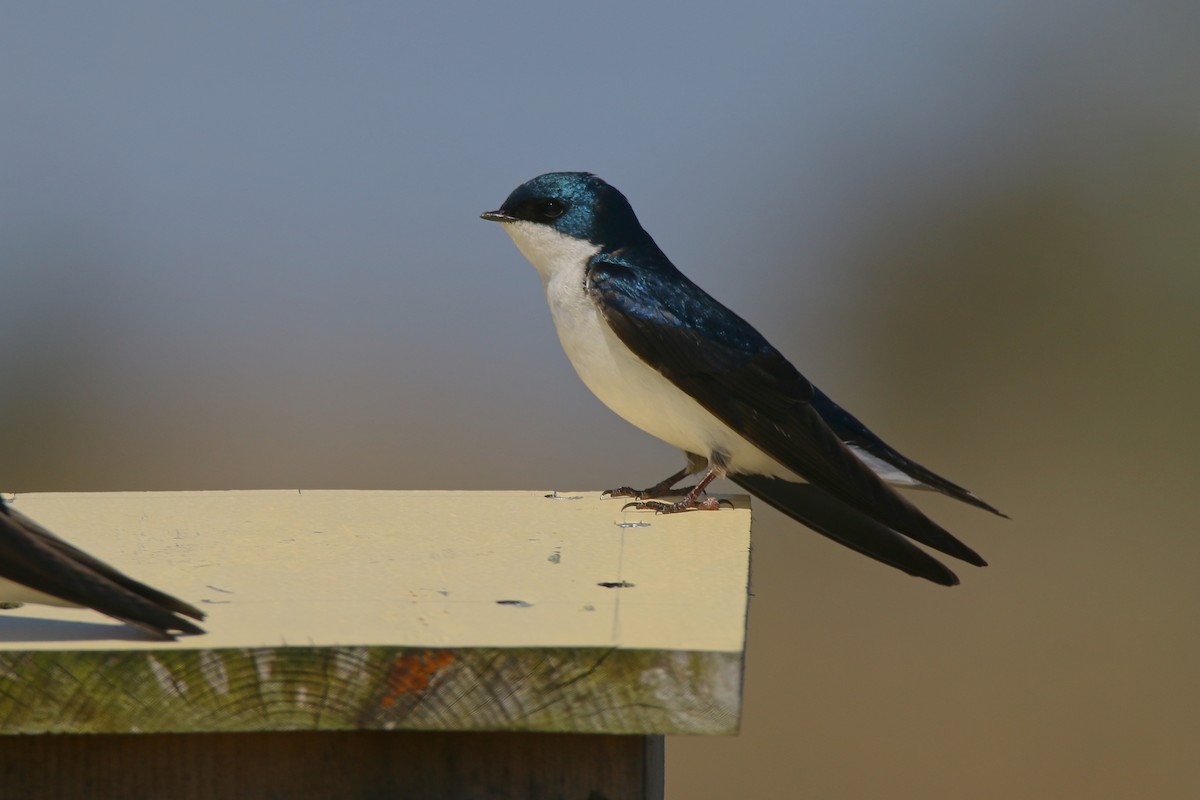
[480,210,515,223]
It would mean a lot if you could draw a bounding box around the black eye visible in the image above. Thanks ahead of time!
[540,199,565,219]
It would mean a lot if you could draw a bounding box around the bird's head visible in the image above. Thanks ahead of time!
[482,172,653,279]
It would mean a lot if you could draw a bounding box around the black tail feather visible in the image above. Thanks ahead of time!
[731,475,979,586]
[0,505,206,639]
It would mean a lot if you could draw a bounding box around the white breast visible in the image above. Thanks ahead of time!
[502,220,793,478]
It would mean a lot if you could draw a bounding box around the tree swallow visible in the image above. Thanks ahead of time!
[482,172,1006,586]
[0,500,205,639]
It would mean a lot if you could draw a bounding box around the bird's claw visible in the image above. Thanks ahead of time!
[621,497,733,514]
[603,483,699,500]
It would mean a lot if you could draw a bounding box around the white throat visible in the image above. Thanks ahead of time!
[499,220,601,286]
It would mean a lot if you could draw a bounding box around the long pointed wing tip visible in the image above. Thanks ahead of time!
[965,492,1009,519]
[174,620,207,637]
[921,566,960,587]
[914,544,992,586]
[128,618,207,641]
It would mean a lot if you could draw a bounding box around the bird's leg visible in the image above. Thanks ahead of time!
[621,463,733,513]
[603,452,708,500]
[603,465,692,500]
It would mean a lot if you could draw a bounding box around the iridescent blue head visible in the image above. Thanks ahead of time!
[481,172,653,251]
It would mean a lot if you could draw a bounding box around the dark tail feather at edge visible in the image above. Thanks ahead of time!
[730,475,971,586]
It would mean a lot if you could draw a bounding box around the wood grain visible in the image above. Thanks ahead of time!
[0,491,749,736]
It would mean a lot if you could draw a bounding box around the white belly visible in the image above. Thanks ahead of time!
[543,259,792,478]
[500,219,918,487]
[503,219,789,478]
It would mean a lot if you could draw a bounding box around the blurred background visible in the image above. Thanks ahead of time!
[3,2,1199,797]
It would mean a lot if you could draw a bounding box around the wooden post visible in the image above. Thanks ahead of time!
[0,490,751,799]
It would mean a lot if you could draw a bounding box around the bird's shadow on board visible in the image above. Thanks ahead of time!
[0,613,158,643]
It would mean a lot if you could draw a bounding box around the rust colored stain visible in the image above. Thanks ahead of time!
[379,650,455,708]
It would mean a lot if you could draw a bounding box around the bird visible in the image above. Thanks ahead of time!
[481,171,1005,586]
[0,499,205,639]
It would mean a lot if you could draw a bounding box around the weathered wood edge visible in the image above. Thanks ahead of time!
[0,645,743,737]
